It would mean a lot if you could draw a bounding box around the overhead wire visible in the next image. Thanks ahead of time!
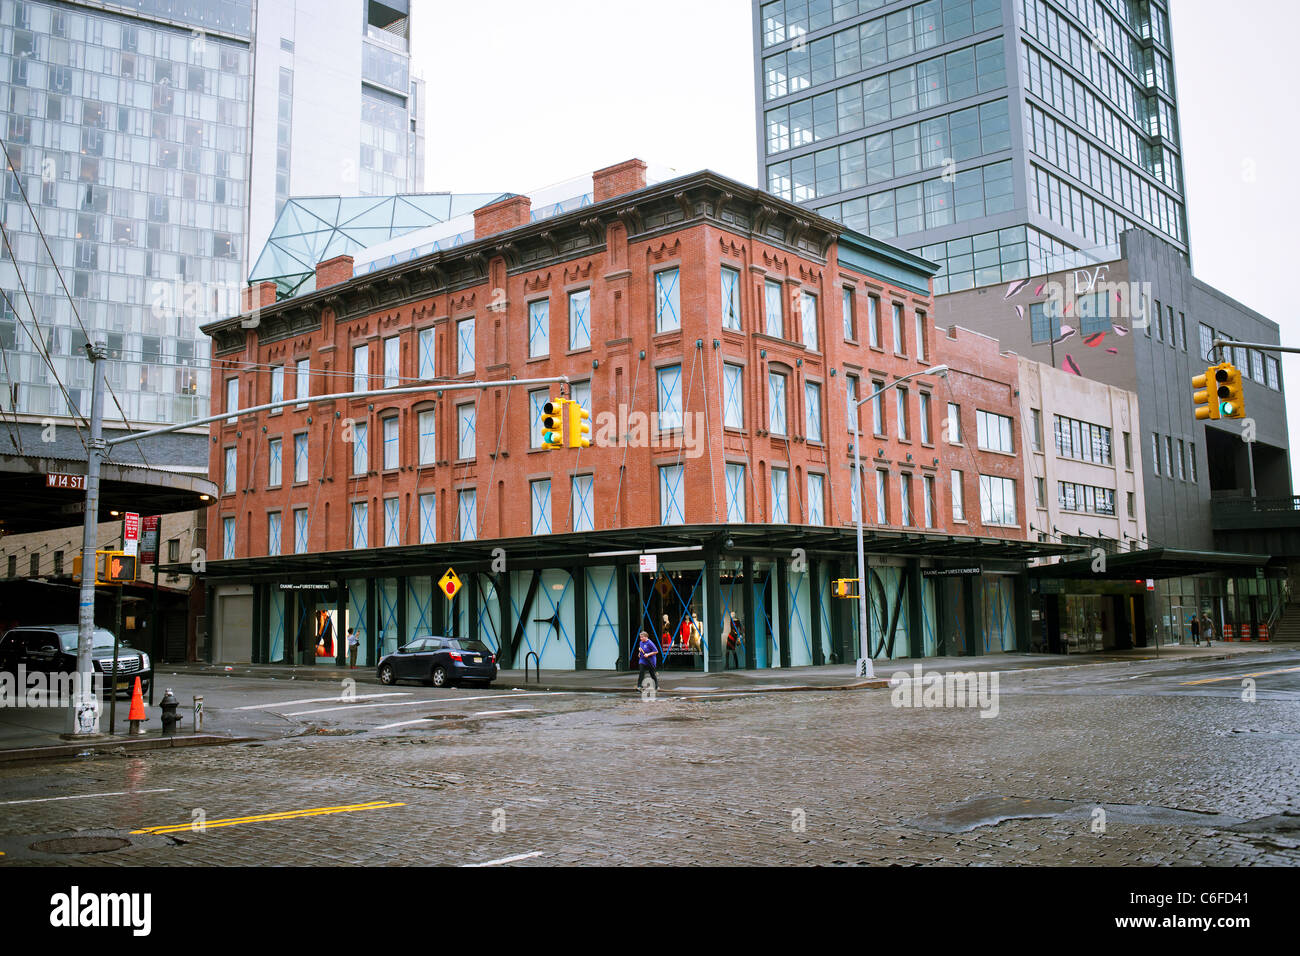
[1,134,151,467]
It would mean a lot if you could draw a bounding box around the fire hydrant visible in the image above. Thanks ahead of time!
[159,689,183,736]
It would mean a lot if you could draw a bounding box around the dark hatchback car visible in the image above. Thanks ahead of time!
[376,636,497,688]
[0,625,153,697]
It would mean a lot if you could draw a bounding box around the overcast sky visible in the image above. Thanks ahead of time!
[411,0,1300,483]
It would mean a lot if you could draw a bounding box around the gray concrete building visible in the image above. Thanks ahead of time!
[942,228,1289,644]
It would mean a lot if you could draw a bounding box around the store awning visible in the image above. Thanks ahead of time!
[181,524,1079,582]
[1027,547,1271,581]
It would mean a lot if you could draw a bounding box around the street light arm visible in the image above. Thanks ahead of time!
[852,365,948,409]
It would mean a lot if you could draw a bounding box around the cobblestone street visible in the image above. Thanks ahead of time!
[1,651,1298,866]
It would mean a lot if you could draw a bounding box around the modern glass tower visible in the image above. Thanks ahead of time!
[0,0,427,442]
[0,0,254,435]
[753,0,1188,293]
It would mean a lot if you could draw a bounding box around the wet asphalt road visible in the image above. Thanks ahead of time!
[0,649,1297,866]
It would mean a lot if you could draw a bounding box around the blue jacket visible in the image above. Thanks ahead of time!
[637,637,658,667]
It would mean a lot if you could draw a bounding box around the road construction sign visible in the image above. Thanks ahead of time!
[439,568,462,599]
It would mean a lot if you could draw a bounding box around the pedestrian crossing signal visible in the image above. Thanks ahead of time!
[832,578,859,599]
[541,399,563,449]
[96,550,136,585]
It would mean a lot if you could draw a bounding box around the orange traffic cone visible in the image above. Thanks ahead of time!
[128,677,147,735]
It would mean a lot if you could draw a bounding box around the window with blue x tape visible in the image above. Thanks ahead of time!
[585,567,618,667]
[267,437,282,486]
[457,317,474,373]
[725,462,745,522]
[657,364,682,429]
[352,422,368,474]
[419,493,436,544]
[458,489,476,541]
[659,464,685,525]
[528,299,549,358]
[721,266,740,330]
[786,567,813,666]
[531,478,552,534]
[571,474,594,532]
[655,267,680,332]
[569,289,590,350]
[351,502,368,549]
[722,363,743,428]
[294,433,308,482]
[408,576,433,637]
[384,498,399,547]
[457,403,476,459]
[476,576,501,654]
[418,327,436,379]
[513,570,574,665]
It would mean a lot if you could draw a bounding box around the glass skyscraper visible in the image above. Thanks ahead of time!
[1,0,427,437]
[753,0,1188,293]
[1,0,252,429]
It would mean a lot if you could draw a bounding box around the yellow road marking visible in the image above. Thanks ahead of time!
[131,800,405,835]
[1180,665,1300,686]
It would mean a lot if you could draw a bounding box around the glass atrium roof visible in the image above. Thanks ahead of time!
[248,193,508,298]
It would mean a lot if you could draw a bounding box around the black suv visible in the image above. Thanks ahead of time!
[0,626,153,697]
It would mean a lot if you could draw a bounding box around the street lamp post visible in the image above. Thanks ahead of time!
[849,365,948,678]
[66,349,572,736]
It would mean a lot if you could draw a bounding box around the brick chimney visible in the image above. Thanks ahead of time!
[240,280,278,313]
[315,254,354,290]
[473,195,532,240]
[593,159,647,203]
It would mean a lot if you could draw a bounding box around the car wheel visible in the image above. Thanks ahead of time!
[430,665,449,688]
[378,663,396,685]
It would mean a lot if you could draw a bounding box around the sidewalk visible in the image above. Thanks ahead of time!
[151,640,1281,695]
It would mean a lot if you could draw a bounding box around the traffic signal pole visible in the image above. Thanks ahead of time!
[66,347,570,737]
[70,342,107,735]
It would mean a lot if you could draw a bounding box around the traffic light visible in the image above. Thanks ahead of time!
[566,398,591,449]
[1216,362,1245,419]
[1192,367,1218,420]
[96,550,136,585]
[540,398,563,449]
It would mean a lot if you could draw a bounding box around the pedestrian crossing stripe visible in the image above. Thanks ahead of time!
[131,800,406,835]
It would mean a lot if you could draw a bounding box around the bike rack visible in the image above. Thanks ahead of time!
[524,651,539,684]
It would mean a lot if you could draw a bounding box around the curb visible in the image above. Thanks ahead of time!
[492,678,893,694]
[149,645,1282,696]
[0,734,256,764]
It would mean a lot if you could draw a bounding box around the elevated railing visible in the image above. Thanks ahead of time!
[1211,495,1300,531]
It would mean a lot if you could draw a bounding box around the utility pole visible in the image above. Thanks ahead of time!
[848,365,948,678]
[69,341,106,735]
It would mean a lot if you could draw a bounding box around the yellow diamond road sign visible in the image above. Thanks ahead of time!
[439,568,462,600]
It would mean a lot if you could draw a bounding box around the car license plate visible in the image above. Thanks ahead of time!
[473,656,482,663]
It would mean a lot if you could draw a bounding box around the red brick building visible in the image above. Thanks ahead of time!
[197,160,1061,669]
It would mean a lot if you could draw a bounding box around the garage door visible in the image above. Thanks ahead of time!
[219,594,254,663]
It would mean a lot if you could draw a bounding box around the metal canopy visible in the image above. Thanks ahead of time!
[179,524,1079,581]
[1028,547,1271,581]
[0,453,216,535]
